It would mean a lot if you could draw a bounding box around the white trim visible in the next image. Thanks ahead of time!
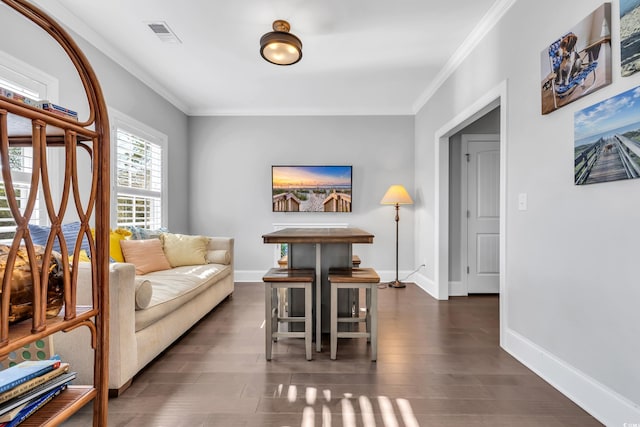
[31,0,188,114]
[412,272,438,298]
[189,107,414,117]
[0,50,59,103]
[504,328,640,426]
[108,107,169,229]
[412,0,517,113]
[448,281,466,296]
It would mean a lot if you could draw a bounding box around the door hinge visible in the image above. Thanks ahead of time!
[465,153,470,162]
[466,266,470,274]
[466,210,470,218]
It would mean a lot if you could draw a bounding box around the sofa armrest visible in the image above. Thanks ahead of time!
[206,237,234,265]
[54,261,138,389]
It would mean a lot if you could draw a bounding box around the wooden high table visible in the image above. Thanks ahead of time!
[262,227,375,351]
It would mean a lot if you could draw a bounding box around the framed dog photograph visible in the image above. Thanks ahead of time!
[540,3,611,115]
[574,85,640,185]
[621,0,640,77]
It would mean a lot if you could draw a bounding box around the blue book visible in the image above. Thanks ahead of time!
[0,358,60,394]
[3,383,67,427]
[0,371,75,417]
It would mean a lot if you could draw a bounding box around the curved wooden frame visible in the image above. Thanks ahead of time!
[0,0,110,424]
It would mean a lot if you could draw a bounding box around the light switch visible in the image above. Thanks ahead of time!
[518,193,527,211]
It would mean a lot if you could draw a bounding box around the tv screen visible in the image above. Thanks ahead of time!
[272,165,352,212]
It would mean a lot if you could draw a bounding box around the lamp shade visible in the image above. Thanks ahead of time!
[380,185,413,205]
[260,20,302,66]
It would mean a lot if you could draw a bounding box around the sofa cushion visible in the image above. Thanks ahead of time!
[134,263,231,331]
[120,239,171,275]
[160,233,208,267]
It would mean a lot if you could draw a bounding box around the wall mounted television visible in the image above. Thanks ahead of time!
[272,165,352,212]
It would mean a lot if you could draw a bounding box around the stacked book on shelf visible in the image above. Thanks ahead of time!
[0,357,76,427]
[0,86,78,120]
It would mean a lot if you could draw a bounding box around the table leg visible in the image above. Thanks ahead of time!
[316,244,322,352]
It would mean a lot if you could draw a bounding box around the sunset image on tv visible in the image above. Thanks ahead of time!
[272,166,352,212]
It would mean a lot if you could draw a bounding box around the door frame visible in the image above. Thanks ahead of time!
[460,133,500,296]
[434,80,507,347]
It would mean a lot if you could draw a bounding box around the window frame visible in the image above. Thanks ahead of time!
[0,50,60,240]
[109,108,168,230]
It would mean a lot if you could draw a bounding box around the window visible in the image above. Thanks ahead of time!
[110,109,168,230]
[0,51,58,241]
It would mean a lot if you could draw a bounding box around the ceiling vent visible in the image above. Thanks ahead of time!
[146,21,182,43]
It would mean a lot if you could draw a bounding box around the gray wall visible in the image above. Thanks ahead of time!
[188,115,415,280]
[414,0,639,424]
[448,107,500,282]
[0,4,190,233]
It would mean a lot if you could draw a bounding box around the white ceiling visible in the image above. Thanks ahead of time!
[32,0,511,116]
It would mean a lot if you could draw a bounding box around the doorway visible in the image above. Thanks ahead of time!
[447,109,500,296]
[433,80,507,344]
[460,133,500,294]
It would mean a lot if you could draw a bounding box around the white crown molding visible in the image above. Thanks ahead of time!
[31,0,190,114]
[411,0,517,114]
[188,106,414,117]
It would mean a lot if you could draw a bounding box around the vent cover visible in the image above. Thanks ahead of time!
[146,21,182,43]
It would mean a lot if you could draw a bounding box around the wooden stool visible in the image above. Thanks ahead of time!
[328,268,380,361]
[263,268,314,361]
[279,254,361,268]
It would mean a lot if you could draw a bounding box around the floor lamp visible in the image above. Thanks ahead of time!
[380,185,413,288]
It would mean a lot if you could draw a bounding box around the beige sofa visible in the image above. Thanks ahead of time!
[53,236,234,395]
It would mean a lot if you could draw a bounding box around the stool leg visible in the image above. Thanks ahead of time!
[272,287,279,341]
[330,284,338,360]
[370,284,378,362]
[305,285,312,361]
[366,285,371,342]
[316,276,322,353]
[265,284,273,361]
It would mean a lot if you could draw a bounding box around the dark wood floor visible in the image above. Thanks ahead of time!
[63,283,602,426]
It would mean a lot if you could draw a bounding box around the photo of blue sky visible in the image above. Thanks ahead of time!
[574,86,640,146]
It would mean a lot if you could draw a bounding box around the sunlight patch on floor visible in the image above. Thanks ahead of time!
[274,384,418,426]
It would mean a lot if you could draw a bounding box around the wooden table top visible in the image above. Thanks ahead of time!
[262,227,374,244]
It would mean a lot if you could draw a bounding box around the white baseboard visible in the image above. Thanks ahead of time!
[412,272,440,299]
[234,270,264,282]
[504,328,640,426]
[448,281,467,296]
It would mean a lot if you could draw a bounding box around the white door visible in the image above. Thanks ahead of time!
[463,135,500,294]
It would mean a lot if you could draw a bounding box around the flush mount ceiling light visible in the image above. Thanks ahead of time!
[260,20,302,66]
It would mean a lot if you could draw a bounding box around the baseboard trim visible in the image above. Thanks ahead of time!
[503,328,640,426]
[448,281,466,296]
[412,272,440,299]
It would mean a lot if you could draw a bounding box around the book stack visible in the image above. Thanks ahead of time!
[0,86,78,121]
[0,357,76,427]
[0,88,39,108]
[37,102,78,121]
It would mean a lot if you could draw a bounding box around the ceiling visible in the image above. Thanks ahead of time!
[32,0,509,116]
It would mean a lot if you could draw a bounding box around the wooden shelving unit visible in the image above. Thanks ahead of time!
[0,0,110,425]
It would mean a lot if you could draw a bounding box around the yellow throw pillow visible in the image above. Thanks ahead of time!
[90,228,133,262]
[68,249,91,263]
[160,233,208,267]
[120,239,171,275]
[109,228,132,262]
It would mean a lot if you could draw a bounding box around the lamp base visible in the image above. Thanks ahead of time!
[387,280,406,288]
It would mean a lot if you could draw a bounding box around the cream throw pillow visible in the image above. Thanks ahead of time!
[120,239,171,275]
[134,278,153,310]
[207,249,231,265]
[160,233,208,267]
